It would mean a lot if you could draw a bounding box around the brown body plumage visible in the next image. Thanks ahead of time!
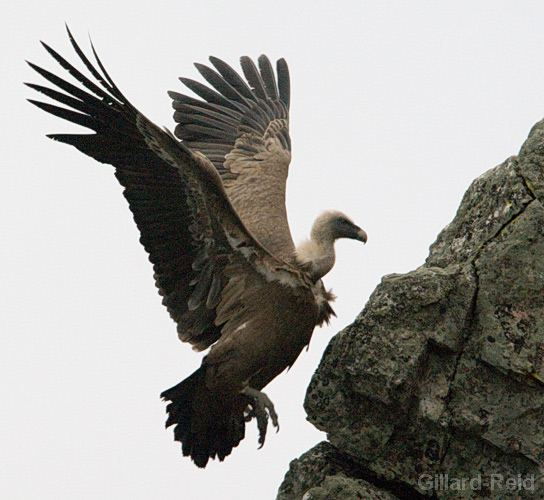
[26,27,367,468]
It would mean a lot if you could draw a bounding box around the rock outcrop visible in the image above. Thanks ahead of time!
[277,120,544,499]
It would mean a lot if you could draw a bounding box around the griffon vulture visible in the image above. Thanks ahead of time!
[26,27,367,468]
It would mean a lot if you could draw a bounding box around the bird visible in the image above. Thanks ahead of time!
[26,26,368,468]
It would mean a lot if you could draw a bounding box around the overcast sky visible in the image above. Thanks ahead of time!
[4,2,544,499]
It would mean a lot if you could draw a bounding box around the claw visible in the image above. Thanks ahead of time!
[241,386,280,447]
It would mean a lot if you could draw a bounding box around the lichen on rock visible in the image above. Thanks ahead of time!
[278,121,544,499]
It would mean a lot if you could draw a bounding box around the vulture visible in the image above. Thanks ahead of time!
[26,27,368,468]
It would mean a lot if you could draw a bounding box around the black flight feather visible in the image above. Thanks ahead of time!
[239,56,267,100]
[257,55,278,100]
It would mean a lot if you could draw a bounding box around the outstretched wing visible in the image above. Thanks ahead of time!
[169,54,295,262]
[26,27,317,351]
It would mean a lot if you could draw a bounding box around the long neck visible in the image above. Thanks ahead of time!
[295,225,336,281]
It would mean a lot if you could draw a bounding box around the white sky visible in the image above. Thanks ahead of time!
[4,2,544,499]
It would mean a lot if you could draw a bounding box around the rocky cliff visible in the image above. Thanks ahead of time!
[277,120,544,499]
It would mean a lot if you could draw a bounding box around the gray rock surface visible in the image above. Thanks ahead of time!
[278,120,544,499]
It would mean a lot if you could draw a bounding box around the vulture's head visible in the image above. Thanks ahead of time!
[296,210,367,281]
[311,210,367,245]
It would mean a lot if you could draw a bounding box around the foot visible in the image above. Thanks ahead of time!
[241,386,280,448]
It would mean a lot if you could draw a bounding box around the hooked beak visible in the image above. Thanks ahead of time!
[356,229,368,244]
[353,227,368,244]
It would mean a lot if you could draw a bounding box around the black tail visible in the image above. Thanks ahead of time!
[161,366,248,467]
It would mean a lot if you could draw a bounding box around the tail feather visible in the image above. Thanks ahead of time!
[161,366,248,468]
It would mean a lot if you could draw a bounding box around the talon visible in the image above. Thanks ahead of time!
[241,386,280,447]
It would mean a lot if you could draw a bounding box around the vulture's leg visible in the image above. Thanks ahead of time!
[241,386,280,447]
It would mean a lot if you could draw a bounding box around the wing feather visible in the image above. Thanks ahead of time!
[276,58,290,110]
[239,56,267,99]
[257,55,279,100]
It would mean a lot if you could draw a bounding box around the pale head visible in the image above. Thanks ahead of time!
[296,210,367,281]
[311,210,367,245]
